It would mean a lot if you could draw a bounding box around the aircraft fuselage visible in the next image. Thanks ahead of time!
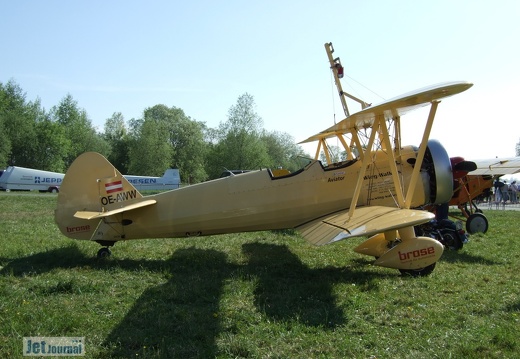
[56,146,431,243]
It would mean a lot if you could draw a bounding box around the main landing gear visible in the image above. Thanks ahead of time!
[97,247,112,258]
[95,241,116,258]
[399,263,436,277]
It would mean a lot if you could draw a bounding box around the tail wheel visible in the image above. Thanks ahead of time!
[399,263,436,277]
[97,247,112,258]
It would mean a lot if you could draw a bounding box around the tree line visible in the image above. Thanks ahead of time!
[0,79,308,183]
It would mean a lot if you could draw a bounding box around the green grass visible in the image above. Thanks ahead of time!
[0,193,519,358]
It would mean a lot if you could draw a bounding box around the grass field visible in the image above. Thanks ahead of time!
[0,193,518,358]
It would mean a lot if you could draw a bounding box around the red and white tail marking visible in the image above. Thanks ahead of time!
[105,180,123,194]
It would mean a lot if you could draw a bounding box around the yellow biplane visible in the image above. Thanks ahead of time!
[55,43,472,276]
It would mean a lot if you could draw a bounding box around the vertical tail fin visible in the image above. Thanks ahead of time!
[55,152,143,240]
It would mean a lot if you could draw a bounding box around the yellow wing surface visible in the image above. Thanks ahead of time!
[299,81,473,144]
[297,206,435,246]
[469,157,520,176]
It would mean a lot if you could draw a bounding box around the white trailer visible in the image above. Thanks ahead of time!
[0,166,65,193]
[0,166,181,193]
[124,169,181,191]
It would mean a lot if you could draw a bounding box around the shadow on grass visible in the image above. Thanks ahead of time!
[0,245,230,357]
[0,245,91,276]
[243,242,344,328]
[0,244,173,277]
[1,242,390,358]
[242,242,390,328]
[102,243,388,358]
[504,300,520,313]
[100,247,230,358]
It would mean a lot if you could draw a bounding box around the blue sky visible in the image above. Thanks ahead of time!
[2,0,519,160]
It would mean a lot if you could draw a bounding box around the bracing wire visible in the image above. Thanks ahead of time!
[343,74,386,102]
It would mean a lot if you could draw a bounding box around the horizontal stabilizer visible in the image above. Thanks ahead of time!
[74,199,157,220]
[297,206,434,246]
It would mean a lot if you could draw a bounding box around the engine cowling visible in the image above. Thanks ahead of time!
[425,139,453,205]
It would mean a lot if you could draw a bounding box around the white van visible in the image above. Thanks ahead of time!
[0,166,181,193]
[0,166,64,192]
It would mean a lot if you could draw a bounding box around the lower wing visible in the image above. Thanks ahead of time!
[297,206,434,246]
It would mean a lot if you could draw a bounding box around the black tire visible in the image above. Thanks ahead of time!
[399,263,436,277]
[466,213,488,234]
[97,247,111,258]
[442,231,463,251]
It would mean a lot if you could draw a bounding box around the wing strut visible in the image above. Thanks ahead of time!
[348,117,379,218]
[379,117,406,208]
[404,100,440,209]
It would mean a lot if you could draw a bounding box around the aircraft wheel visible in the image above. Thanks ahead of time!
[466,213,488,234]
[443,231,463,251]
[399,263,436,277]
[97,247,112,258]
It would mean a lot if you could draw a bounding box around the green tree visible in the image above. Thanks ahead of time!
[261,130,307,171]
[128,105,207,182]
[103,112,130,173]
[0,80,72,171]
[31,108,70,172]
[50,94,109,167]
[0,80,38,166]
[0,115,9,167]
[0,82,11,167]
[127,107,173,176]
[319,144,347,166]
[206,93,270,178]
[164,109,207,183]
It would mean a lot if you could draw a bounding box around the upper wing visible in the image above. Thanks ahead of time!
[296,206,434,246]
[299,81,473,144]
[470,157,520,176]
